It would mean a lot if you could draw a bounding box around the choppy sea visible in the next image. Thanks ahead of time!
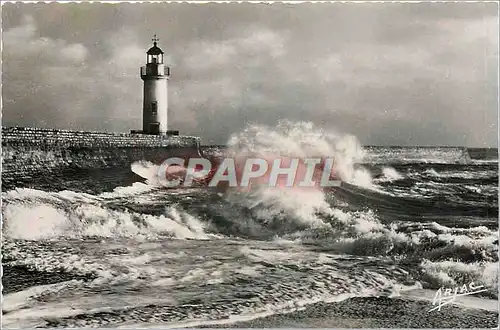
[2,123,498,328]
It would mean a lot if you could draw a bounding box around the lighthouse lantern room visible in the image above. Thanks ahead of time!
[140,34,170,135]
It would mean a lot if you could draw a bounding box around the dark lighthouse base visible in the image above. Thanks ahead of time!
[130,129,179,136]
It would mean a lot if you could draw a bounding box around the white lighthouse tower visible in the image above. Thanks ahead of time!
[140,35,170,135]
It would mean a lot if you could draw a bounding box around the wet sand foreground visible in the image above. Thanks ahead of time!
[204,296,498,328]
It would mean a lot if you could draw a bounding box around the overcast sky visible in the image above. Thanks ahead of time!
[2,2,498,146]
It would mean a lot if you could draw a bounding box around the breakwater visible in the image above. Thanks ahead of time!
[1,127,201,189]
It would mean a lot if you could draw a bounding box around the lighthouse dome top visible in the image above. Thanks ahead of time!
[147,43,164,55]
[145,34,164,64]
[147,34,164,55]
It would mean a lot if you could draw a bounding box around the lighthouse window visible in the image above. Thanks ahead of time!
[147,54,163,64]
[151,101,157,115]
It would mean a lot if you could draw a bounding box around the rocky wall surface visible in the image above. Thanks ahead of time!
[1,127,201,187]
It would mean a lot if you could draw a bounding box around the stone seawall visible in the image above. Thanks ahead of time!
[1,127,201,188]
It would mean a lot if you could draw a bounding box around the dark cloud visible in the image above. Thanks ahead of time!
[2,2,498,146]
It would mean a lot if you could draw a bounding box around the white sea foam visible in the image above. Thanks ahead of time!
[364,146,472,165]
[99,181,158,199]
[130,161,165,186]
[379,167,404,182]
[3,121,496,328]
[3,238,418,328]
[221,121,374,228]
[2,187,210,240]
[226,120,371,186]
[412,167,497,181]
[421,259,499,294]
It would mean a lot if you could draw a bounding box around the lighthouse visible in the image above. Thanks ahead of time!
[140,35,170,135]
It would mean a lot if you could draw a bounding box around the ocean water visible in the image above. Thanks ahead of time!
[2,122,498,328]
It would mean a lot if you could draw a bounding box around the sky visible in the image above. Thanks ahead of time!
[2,2,498,146]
